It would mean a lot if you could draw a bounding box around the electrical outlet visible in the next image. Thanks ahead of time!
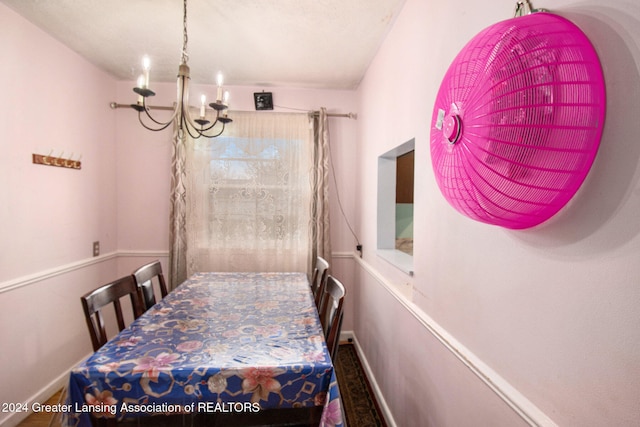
[93,241,100,257]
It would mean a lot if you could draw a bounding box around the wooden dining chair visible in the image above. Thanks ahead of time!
[310,256,330,308]
[132,260,168,312]
[80,275,143,352]
[318,275,346,362]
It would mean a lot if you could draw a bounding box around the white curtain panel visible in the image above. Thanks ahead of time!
[182,111,314,275]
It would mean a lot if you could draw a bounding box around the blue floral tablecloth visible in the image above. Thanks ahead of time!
[65,272,343,426]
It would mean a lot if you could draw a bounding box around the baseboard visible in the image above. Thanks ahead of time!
[339,331,397,427]
[0,352,91,427]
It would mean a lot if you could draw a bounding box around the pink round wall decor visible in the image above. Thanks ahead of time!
[430,12,606,229]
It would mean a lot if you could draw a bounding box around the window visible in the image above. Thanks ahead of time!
[184,111,313,273]
[203,138,304,245]
[377,139,415,275]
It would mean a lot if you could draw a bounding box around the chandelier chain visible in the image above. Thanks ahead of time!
[130,0,231,138]
[181,0,189,64]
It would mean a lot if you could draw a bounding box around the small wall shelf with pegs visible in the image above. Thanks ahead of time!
[32,152,81,170]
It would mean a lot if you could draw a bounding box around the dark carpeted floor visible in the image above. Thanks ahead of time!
[334,343,388,427]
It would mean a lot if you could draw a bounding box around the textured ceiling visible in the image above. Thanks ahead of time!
[2,0,407,89]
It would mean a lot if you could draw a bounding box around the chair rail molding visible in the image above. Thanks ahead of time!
[0,250,169,294]
[0,352,92,427]
[351,253,557,427]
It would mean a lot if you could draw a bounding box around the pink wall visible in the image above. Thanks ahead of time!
[0,4,121,425]
[0,7,118,280]
[354,0,640,425]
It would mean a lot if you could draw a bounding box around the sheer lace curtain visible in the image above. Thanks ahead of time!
[169,110,315,285]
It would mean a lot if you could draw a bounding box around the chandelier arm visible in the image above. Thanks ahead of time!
[137,111,175,132]
[183,112,227,138]
[192,112,223,133]
[191,121,226,139]
[182,116,210,140]
[179,86,227,136]
[180,77,216,134]
[204,122,226,138]
[140,96,180,127]
[183,107,210,132]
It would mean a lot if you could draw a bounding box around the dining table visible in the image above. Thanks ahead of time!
[64,271,343,427]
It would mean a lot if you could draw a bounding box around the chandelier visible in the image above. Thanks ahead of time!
[131,0,231,138]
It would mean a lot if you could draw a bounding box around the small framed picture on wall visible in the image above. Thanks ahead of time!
[254,92,274,110]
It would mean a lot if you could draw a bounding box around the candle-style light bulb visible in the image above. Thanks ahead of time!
[200,94,206,118]
[216,72,223,102]
[142,56,151,88]
[136,75,145,103]
[223,91,230,117]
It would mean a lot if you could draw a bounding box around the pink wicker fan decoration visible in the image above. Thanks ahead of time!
[430,12,606,229]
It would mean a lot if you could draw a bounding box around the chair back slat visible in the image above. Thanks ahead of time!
[81,275,142,352]
[311,256,330,308]
[318,275,345,361]
[132,260,168,312]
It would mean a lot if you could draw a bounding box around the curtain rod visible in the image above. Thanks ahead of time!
[110,102,173,111]
[109,103,357,119]
[311,111,357,119]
